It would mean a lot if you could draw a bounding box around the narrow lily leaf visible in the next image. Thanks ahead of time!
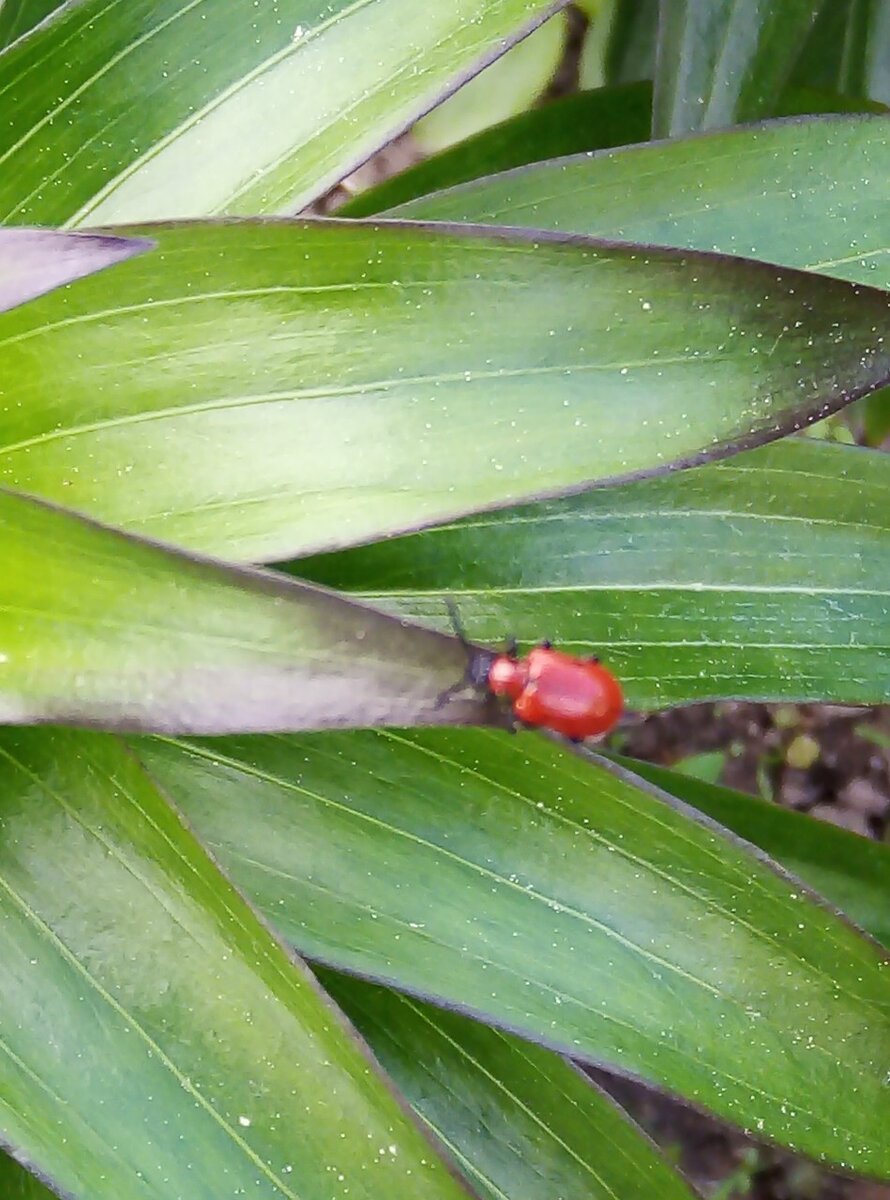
[2,222,890,564]
[0,0,561,225]
[0,227,153,315]
[394,114,890,290]
[0,727,476,1200]
[138,728,890,1175]
[341,82,653,218]
[0,490,479,733]
[618,756,890,949]
[320,972,702,1200]
[653,0,825,135]
[0,0,60,49]
[290,439,890,709]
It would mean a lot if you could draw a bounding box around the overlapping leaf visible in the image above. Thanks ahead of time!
[2,221,889,563]
[0,727,475,1200]
[341,82,653,218]
[137,728,890,1176]
[394,114,890,291]
[620,756,890,948]
[0,227,152,314]
[322,973,702,1200]
[291,439,890,708]
[0,489,478,732]
[0,0,562,225]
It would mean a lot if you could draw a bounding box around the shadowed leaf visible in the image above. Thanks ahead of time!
[0,489,482,733]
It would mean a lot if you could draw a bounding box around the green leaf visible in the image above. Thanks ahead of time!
[340,82,652,218]
[0,227,153,315]
[0,1151,57,1200]
[137,728,890,1175]
[865,0,890,102]
[2,222,889,563]
[320,972,702,1200]
[617,756,890,949]
[773,84,889,116]
[0,727,475,1200]
[394,114,890,290]
[0,0,61,50]
[290,439,890,709]
[0,489,479,733]
[653,0,825,135]
[671,750,726,785]
[785,0,883,98]
[593,0,658,88]
[0,0,561,225]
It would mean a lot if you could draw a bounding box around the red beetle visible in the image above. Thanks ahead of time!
[487,641,623,741]
[445,602,623,742]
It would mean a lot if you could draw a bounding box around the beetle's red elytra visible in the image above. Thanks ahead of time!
[487,643,623,741]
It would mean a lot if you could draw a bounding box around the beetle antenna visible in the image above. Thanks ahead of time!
[444,596,470,649]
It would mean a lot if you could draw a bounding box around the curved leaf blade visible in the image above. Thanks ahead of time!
[0,727,477,1200]
[393,114,890,290]
[321,972,703,1200]
[0,0,562,226]
[138,728,890,1175]
[618,756,890,949]
[0,489,480,733]
[290,439,890,708]
[2,221,889,562]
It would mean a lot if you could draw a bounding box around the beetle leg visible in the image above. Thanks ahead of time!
[433,680,470,710]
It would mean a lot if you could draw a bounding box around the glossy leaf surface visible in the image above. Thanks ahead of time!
[0,490,478,733]
[396,114,890,290]
[291,439,890,708]
[620,757,890,948]
[138,728,890,1175]
[0,0,560,225]
[0,727,474,1200]
[2,221,890,563]
[322,972,702,1200]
